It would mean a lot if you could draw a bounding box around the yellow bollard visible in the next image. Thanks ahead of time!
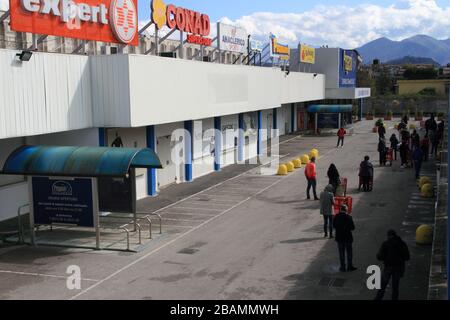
[419,177,431,189]
[421,183,434,198]
[416,225,433,245]
[286,162,295,172]
[409,124,416,130]
[277,165,288,176]
[311,149,320,157]
[309,149,319,159]
[394,124,398,130]
[301,154,310,164]
[293,159,302,169]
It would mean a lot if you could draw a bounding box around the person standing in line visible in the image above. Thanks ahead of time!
[337,127,347,148]
[412,146,424,180]
[333,205,357,273]
[305,157,319,201]
[378,138,387,166]
[375,230,410,301]
[320,185,335,239]
[359,156,374,192]
[378,123,386,140]
[425,114,438,138]
[327,164,341,195]
[421,135,430,163]
[411,130,420,150]
[390,133,399,161]
[399,141,410,169]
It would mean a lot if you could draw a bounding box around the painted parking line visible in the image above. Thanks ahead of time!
[171,206,225,212]
[0,270,99,282]
[69,172,295,300]
[70,133,350,299]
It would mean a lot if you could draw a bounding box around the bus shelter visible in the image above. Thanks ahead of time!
[1,145,162,250]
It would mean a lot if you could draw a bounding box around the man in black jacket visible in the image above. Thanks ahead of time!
[375,230,410,300]
[359,156,374,192]
[333,205,357,272]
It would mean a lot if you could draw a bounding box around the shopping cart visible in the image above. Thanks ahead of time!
[333,196,353,215]
[358,176,374,192]
[335,178,348,197]
[386,148,394,167]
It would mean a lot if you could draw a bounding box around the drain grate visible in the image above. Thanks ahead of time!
[318,277,347,288]
[197,198,211,202]
[178,248,199,255]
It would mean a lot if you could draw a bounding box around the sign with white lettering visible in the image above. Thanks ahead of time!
[217,22,248,54]
[32,177,94,227]
[9,0,138,45]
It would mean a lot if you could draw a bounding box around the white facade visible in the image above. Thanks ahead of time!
[0,46,326,221]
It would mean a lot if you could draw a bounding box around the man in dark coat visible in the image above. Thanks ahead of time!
[375,230,410,300]
[333,205,357,272]
[359,156,374,192]
[378,124,386,140]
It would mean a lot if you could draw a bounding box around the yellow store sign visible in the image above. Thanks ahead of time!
[300,45,315,64]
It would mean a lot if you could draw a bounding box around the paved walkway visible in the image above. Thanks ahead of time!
[0,119,435,300]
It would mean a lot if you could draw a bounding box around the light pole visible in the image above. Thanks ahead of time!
[447,84,450,300]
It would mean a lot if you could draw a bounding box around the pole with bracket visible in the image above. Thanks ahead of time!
[155,29,159,56]
[0,10,10,23]
[447,84,450,300]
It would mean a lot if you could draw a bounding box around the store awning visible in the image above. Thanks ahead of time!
[307,105,353,114]
[1,146,163,178]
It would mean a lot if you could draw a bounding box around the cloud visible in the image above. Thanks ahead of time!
[0,0,8,11]
[218,0,450,48]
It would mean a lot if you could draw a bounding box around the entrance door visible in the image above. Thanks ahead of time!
[156,136,178,189]
[297,111,306,131]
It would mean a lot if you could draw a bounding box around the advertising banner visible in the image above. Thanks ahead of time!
[9,0,139,45]
[32,177,95,227]
[339,49,357,88]
[250,39,263,52]
[151,0,212,46]
[300,44,315,64]
[318,114,339,129]
[270,34,290,60]
[217,22,248,54]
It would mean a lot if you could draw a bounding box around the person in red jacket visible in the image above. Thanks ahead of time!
[337,127,347,148]
[305,157,319,200]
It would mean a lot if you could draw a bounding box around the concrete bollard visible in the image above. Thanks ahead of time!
[416,225,434,245]
[309,149,319,159]
[277,165,288,176]
[301,155,310,164]
[293,159,302,169]
[421,183,434,198]
[419,177,431,189]
[286,162,295,172]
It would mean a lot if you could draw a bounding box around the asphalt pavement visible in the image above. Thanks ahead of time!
[0,119,435,300]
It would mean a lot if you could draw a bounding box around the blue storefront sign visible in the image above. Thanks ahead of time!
[318,114,339,129]
[339,49,357,88]
[32,177,95,227]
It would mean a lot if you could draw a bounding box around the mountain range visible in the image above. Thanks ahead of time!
[357,35,450,66]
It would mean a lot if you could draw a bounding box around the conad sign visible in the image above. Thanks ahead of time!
[151,0,211,46]
[9,0,139,45]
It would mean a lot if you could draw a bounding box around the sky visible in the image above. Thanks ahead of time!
[1,0,450,48]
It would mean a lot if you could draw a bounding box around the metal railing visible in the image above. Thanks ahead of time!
[17,204,30,244]
[100,215,157,251]
[141,213,162,235]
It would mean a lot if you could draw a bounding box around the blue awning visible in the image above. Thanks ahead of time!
[308,105,353,113]
[1,146,163,178]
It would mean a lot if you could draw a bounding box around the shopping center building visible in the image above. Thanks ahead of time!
[0,1,369,222]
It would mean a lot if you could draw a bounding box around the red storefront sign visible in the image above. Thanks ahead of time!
[9,0,139,45]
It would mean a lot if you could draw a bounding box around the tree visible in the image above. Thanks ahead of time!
[375,68,394,96]
[403,66,438,80]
